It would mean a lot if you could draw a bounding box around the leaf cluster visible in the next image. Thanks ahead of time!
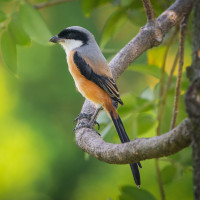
[0,0,51,74]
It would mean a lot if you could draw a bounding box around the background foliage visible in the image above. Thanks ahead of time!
[0,0,193,199]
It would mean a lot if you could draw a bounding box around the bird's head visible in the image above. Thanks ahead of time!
[49,26,94,54]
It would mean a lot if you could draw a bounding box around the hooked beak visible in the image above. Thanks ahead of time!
[49,35,62,43]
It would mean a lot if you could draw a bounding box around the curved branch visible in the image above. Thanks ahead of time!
[76,119,191,164]
[75,0,193,163]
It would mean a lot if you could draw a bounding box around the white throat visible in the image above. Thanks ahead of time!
[61,39,83,55]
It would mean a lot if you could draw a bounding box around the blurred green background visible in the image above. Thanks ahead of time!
[0,0,193,199]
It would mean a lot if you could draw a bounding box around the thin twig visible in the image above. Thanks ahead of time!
[164,50,179,101]
[157,49,179,134]
[158,27,179,104]
[155,159,165,200]
[155,27,178,200]
[142,0,156,21]
[170,16,188,129]
[34,0,73,9]
[155,50,179,200]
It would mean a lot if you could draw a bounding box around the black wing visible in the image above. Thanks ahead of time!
[73,51,123,105]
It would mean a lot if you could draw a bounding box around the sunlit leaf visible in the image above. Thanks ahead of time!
[161,165,177,184]
[147,46,166,67]
[19,2,52,45]
[0,10,6,22]
[119,93,154,115]
[100,9,126,48]
[128,64,161,79]
[119,185,156,200]
[1,30,17,73]
[8,14,31,46]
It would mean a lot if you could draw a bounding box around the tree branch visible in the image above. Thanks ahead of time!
[76,119,191,164]
[75,0,193,163]
[185,0,200,198]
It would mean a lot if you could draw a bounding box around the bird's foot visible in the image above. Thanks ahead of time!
[73,113,93,124]
[73,122,101,136]
[73,113,100,130]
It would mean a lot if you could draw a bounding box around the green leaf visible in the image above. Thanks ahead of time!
[118,93,154,115]
[119,185,156,200]
[128,64,161,79]
[0,10,6,22]
[19,2,52,46]
[8,14,31,46]
[100,9,126,48]
[137,113,156,135]
[147,46,166,67]
[161,165,177,184]
[82,0,110,16]
[1,30,17,73]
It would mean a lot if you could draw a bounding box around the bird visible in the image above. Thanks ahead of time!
[49,26,142,187]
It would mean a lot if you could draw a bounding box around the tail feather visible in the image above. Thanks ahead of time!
[110,111,141,187]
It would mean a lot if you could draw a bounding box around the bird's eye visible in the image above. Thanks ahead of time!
[67,32,75,39]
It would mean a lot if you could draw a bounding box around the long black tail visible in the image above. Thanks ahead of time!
[110,111,141,187]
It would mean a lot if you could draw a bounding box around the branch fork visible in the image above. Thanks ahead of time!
[141,0,163,47]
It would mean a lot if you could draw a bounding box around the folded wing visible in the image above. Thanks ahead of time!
[73,51,123,105]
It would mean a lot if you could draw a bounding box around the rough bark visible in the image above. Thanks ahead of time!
[76,119,191,164]
[185,0,200,198]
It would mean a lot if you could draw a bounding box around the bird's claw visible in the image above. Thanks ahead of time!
[73,113,100,130]
[73,122,101,136]
[73,113,93,124]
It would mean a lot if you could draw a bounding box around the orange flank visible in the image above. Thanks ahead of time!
[67,51,117,117]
